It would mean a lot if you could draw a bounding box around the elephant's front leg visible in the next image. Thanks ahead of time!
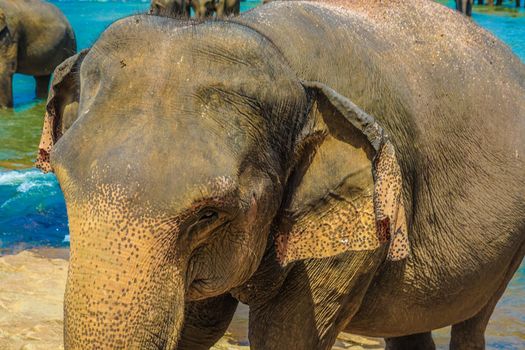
[249,248,385,350]
[177,293,239,350]
[35,75,51,99]
[0,73,13,108]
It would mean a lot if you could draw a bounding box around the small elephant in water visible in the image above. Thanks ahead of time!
[191,0,240,18]
[0,0,76,108]
[36,0,525,349]
[150,0,191,18]
[214,0,240,18]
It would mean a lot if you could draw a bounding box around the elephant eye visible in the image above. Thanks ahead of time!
[186,209,223,243]
[0,26,8,39]
[197,210,218,223]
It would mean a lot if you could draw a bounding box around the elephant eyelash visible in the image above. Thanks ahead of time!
[187,209,222,234]
[0,26,9,38]
[197,210,219,223]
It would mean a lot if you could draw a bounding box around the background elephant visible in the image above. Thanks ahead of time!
[214,0,240,18]
[35,0,524,349]
[150,0,191,18]
[455,0,474,16]
[190,0,216,18]
[0,0,76,108]
[190,0,239,18]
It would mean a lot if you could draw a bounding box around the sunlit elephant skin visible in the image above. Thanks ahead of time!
[0,0,76,108]
[150,0,191,18]
[35,0,524,349]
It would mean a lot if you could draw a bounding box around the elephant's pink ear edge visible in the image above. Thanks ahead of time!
[373,141,410,261]
[34,49,89,173]
[35,111,55,173]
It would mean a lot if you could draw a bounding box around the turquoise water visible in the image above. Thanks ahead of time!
[0,1,523,347]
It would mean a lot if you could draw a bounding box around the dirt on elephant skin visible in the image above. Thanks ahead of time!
[0,250,383,350]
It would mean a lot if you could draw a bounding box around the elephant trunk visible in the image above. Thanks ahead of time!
[63,205,187,350]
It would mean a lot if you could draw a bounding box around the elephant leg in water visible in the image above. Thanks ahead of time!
[448,240,525,350]
[35,75,51,99]
[191,0,215,18]
[215,0,240,18]
[455,0,473,16]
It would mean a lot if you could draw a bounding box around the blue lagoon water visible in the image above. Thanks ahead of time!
[0,1,523,348]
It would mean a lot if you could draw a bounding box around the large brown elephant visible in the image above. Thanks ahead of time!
[35,0,524,349]
[0,0,76,108]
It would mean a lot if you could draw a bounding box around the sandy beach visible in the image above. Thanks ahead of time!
[0,250,384,350]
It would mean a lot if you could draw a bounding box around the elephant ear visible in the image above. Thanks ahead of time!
[275,81,409,265]
[35,49,89,173]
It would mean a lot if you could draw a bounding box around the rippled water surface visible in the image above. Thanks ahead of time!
[0,1,523,348]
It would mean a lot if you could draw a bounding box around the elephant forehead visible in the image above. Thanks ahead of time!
[52,108,244,210]
[88,15,295,82]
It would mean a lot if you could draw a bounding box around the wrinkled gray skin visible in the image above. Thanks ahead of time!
[150,0,191,18]
[0,0,76,108]
[37,0,525,349]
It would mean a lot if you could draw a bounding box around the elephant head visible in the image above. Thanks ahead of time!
[0,9,17,108]
[150,0,191,18]
[36,17,408,349]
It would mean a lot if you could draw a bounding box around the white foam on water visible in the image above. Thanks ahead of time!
[0,169,58,208]
[0,169,56,190]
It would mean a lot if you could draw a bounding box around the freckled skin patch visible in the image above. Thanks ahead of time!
[276,190,380,265]
[64,180,185,349]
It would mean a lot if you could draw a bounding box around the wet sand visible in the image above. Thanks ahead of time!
[0,250,383,350]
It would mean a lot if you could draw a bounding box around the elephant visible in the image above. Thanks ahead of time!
[35,0,525,349]
[190,0,215,18]
[190,0,239,18]
[150,0,191,18]
[0,0,76,108]
[214,0,240,18]
[455,0,473,16]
